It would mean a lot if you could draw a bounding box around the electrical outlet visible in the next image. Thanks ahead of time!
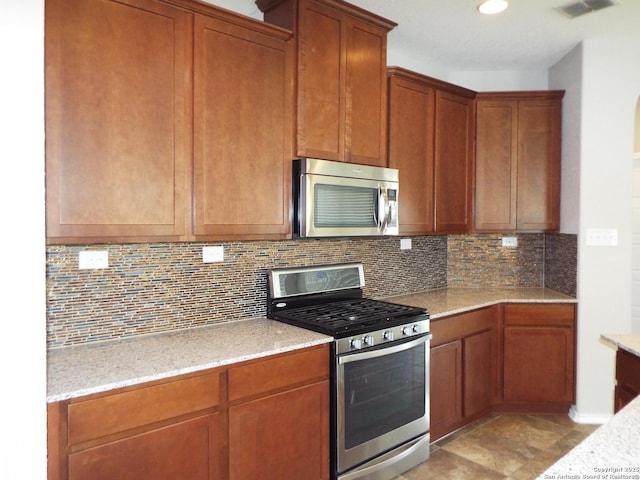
[400,238,412,250]
[502,237,518,248]
[203,246,224,263]
[78,250,109,269]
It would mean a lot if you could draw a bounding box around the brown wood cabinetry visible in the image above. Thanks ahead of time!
[45,0,192,243]
[48,345,330,480]
[614,348,640,413]
[258,0,396,166]
[46,0,294,244]
[430,307,497,441]
[387,68,475,234]
[474,91,563,232]
[501,303,576,412]
[192,11,293,239]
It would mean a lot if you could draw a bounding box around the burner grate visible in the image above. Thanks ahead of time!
[273,298,425,334]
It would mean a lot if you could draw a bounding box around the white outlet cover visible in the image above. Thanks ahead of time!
[78,250,109,269]
[502,237,518,247]
[203,245,224,263]
[400,238,412,250]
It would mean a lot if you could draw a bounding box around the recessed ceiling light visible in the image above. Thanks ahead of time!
[478,0,509,14]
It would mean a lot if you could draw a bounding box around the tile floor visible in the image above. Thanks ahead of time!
[395,414,600,480]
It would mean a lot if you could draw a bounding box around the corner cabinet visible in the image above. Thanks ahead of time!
[48,345,329,480]
[258,0,396,166]
[501,303,576,412]
[387,68,475,234]
[474,91,564,232]
[46,0,294,244]
[430,306,498,441]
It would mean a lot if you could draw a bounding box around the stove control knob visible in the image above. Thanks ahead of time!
[383,330,394,341]
[402,325,413,336]
[350,338,362,350]
[363,335,374,346]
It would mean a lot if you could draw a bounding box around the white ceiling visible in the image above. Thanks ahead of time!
[207,0,640,72]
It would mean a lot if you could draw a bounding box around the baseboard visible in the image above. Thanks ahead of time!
[568,405,612,425]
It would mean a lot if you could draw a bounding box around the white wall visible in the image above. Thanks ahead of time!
[550,44,582,236]
[550,32,640,422]
[448,70,549,92]
[0,1,47,479]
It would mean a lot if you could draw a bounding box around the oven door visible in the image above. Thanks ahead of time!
[336,333,430,474]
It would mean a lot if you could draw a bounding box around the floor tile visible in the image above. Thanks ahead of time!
[441,425,542,476]
[393,415,600,480]
[402,448,506,480]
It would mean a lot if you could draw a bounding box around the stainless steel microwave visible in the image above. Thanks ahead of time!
[293,158,399,238]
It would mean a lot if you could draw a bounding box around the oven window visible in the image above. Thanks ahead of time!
[343,343,426,449]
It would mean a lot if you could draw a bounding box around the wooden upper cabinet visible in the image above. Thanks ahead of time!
[258,0,396,166]
[45,0,192,244]
[46,0,295,244]
[387,68,475,234]
[388,70,435,234]
[192,12,294,239]
[434,90,475,233]
[474,91,563,232]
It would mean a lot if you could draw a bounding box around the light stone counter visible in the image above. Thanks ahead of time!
[537,395,640,478]
[47,288,576,403]
[47,318,332,402]
[385,287,576,318]
[601,333,640,357]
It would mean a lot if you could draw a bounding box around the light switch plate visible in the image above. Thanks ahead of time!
[79,250,109,269]
[203,246,224,263]
[586,228,618,246]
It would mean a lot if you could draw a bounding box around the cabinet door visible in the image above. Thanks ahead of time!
[229,381,329,480]
[388,75,435,234]
[474,100,518,231]
[45,0,191,243]
[296,0,343,161]
[463,329,494,418]
[193,14,293,238]
[345,17,389,166]
[430,339,462,441]
[68,414,220,480]
[434,91,473,233]
[503,326,574,404]
[516,98,562,231]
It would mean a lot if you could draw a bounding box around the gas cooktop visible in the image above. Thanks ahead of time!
[267,263,428,338]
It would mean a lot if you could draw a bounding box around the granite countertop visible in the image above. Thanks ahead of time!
[601,332,640,357]
[538,395,640,478]
[47,287,575,403]
[47,318,332,402]
[385,287,576,318]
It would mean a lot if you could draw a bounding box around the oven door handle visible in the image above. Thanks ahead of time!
[338,333,432,364]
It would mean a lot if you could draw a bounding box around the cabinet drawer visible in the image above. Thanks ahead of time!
[228,345,329,402]
[616,349,640,394]
[504,303,575,327]
[68,371,221,445]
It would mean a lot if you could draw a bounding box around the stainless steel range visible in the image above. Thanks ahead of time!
[267,263,431,480]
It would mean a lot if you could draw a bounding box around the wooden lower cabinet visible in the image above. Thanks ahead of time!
[501,303,576,412]
[68,414,220,480]
[614,348,640,413]
[430,339,462,439]
[229,382,329,480]
[48,345,330,480]
[430,307,497,441]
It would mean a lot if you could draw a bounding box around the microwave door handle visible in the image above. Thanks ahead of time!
[377,186,389,232]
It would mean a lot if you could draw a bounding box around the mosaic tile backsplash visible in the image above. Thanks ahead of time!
[46,233,577,348]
